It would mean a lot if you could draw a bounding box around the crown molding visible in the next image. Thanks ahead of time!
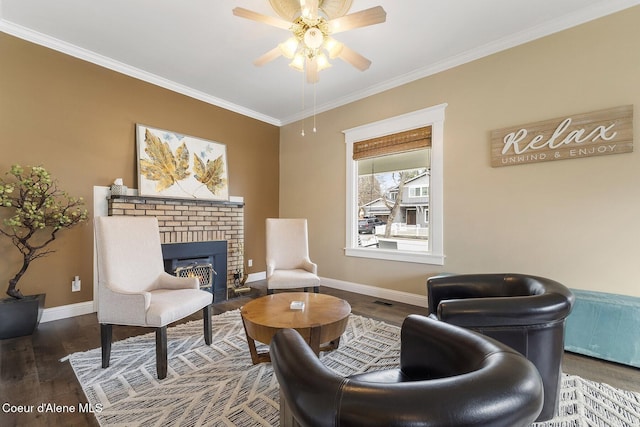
[0,19,283,127]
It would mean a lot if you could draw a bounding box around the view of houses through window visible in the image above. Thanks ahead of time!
[344,103,446,265]
[357,148,431,252]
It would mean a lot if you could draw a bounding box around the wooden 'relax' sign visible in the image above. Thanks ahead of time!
[490,105,633,167]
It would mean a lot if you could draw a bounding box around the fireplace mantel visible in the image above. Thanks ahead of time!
[109,194,244,208]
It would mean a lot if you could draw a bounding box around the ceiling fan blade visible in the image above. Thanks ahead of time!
[328,6,386,34]
[253,46,283,67]
[337,44,371,71]
[305,56,319,83]
[232,7,292,30]
[300,0,319,19]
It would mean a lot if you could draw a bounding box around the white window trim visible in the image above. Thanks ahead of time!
[344,103,446,265]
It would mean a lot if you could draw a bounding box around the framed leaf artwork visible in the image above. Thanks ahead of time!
[136,124,229,201]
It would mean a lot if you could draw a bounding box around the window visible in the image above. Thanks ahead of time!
[409,186,429,198]
[344,104,446,265]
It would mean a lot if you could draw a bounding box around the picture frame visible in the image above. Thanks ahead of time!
[136,124,229,200]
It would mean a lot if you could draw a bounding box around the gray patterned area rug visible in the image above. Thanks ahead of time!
[68,310,640,426]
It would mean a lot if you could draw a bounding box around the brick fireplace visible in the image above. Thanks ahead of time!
[108,195,244,300]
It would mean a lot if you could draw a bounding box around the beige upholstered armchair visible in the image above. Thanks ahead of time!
[94,216,213,379]
[266,218,320,294]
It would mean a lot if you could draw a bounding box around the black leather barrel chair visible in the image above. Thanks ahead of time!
[427,273,574,421]
[270,314,543,427]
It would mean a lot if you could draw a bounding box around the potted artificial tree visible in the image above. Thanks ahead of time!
[0,164,87,339]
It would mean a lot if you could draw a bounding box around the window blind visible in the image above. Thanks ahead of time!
[352,126,432,160]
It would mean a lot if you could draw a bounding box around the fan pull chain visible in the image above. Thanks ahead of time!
[313,82,317,133]
[300,69,306,137]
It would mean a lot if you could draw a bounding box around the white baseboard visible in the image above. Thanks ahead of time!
[41,274,266,323]
[246,271,427,307]
[321,277,428,308]
[246,271,266,283]
[41,301,95,323]
[39,274,426,323]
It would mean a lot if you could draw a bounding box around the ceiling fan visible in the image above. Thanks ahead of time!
[232,0,387,83]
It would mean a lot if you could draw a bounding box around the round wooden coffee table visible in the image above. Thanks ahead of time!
[241,292,351,364]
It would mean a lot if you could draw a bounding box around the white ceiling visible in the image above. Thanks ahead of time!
[1,0,639,126]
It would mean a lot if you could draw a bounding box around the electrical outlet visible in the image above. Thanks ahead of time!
[248,259,253,267]
[72,276,81,292]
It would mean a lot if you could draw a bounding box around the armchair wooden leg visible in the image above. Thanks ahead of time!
[156,326,168,380]
[267,288,274,295]
[101,324,113,368]
[203,304,212,345]
[313,286,319,293]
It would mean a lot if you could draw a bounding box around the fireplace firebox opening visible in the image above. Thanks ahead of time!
[161,241,228,302]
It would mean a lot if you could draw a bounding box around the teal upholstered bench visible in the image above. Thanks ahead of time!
[565,290,640,368]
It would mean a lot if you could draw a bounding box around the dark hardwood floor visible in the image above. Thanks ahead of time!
[1,281,638,426]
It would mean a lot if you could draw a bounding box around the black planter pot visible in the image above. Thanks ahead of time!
[0,294,46,339]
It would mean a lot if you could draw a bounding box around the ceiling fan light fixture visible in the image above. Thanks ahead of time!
[324,37,344,58]
[289,53,305,71]
[303,27,324,50]
[316,53,332,71]
[279,37,299,58]
[234,1,386,84]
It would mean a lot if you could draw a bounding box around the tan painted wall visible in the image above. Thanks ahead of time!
[280,7,640,298]
[0,34,280,308]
